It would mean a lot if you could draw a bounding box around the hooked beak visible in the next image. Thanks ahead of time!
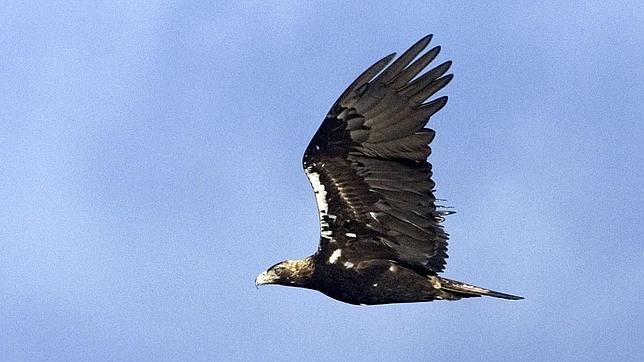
[255,270,276,288]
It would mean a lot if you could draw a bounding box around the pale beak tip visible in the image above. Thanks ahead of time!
[255,271,267,289]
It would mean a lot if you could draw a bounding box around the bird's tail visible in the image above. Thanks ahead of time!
[438,277,523,300]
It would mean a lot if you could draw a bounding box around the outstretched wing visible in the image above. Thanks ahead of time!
[303,35,453,273]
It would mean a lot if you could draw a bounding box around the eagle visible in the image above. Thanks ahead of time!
[255,35,523,305]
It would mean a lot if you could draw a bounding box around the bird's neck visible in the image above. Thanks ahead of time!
[281,257,316,287]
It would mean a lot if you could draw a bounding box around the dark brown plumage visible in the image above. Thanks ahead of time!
[255,35,523,305]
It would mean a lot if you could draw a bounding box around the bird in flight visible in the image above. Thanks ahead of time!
[255,35,523,305]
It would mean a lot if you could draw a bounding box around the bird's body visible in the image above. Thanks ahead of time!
[255,35,523,305]
[309,257,447,305]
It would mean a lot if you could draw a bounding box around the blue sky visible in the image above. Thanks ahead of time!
[1,1,643,361]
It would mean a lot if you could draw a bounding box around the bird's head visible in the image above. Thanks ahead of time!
[255,257,315,288]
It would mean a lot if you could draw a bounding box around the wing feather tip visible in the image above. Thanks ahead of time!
[415,34,433,49]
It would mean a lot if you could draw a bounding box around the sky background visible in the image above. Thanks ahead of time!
[1,1,643,361]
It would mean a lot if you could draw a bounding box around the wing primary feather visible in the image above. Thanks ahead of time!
[419,96,448,118]
[401,61,452,97]
[409,74,454,103]
[374,34,433,84]
[390,46,442,88]
[335,53,396,106]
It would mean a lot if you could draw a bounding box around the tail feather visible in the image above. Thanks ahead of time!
[439,277,523,300]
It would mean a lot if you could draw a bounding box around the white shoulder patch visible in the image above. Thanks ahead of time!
[306,167,333,239]
[343,261,354,269]
[328,249,342,264]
